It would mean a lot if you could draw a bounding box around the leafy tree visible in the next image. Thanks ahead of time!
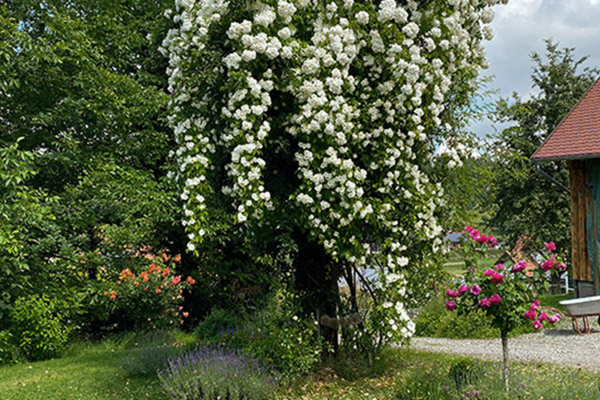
[489,40,599,251]
[0,1,190,331]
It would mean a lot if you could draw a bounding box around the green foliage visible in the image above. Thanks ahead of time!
[194,308,239,342]
[488,40,600,252]
[415,295,497,339]
[0,330,21,366]
[10,294,74,361]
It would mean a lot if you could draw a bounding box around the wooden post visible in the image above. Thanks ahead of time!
[594,199,599,295]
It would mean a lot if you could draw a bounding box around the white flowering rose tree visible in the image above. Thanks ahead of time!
[162,0,505,354]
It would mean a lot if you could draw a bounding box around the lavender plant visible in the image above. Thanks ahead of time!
[158,346,279,400]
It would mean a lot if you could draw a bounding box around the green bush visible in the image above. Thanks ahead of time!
[194,308,239,342]
[0,330,21,366]
[415,295,497,339]
[10,295,74,361]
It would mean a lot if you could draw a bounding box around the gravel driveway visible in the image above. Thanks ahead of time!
[411,328,600,371]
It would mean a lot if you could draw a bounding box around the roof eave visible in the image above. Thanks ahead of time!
[532,153,600,162]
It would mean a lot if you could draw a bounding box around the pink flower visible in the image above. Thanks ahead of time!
[478,298,491,308]
[539,311,548,322]
[556,263,567,272]
[458,284,469,294]
[476,234,489,245]
[465,226,474,233]
[470,284,481,295]
[531,300,540,310]
[540,257,555,271]
[548,315,559,323]
[495,264,505,271]
[524,309,537,320]
[512,260,527,273]
[489,294,502,305]
[532,320,543,330]
[491,273,504,284]
[446,300,456,311]
[488,237,498,248]
[544,241,556,252]
[446,289,460,298]
[484,269,495,277]
[553,313,562,322]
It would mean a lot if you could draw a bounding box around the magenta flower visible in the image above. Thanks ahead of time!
[524,309,537,320]
[478,297,491,308]
[532,320,543,330]
[553,313,562,322]
[489,294,502,305]
[458,284,469,294]
[548,315,559,323]
[483,269,495,277]
[540,257,555,271]
[544,241,556,252]
[556,263,567,272]
[539,311,548,322]
[495,264,505,271]
[446,289,460,298]
[470,284,481,295]
[491,273,504,284]
[512,260,527,273]
[445,300,456,311]
[488,236,498,248]
[530,299,540,310]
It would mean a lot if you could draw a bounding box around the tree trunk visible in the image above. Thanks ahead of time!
[293,227,340,359]
[501,329,509,391]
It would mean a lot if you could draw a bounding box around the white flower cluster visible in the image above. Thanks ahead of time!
[163,0,506,341]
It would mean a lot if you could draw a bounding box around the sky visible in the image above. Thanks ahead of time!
[470,0,600,137]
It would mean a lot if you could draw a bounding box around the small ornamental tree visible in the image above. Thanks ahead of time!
[163,0,508,351]
[446,227,566,390]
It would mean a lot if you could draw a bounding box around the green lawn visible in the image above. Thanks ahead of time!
[2,338,598,400]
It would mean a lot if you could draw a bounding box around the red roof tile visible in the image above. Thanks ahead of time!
[532,78,600,161]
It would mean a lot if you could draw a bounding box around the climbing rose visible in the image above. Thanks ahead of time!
[446,300,456,311]
[490,272,504,284]
[478,298,491,308]
[539,311,548,322]
[458,284,469,294]
[446,289,460,298]
[532,320,543,330]
[540,257,555,271]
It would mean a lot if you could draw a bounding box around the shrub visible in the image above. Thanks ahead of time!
[415,294,497,339]
[98,256,195,330]
[194,308,238,342]
[0,330,21,365]
[10,294,74,361]
[158,346,279,400]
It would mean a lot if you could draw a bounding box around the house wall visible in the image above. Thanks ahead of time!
[569,160,593,284]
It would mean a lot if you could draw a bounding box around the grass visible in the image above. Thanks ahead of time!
[4,337,600,400]
[0,332,195,400]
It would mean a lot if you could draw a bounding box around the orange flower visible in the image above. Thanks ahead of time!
[103,291,109,296]
[134,281,140,286]
[156,288,162,294]
[117,280,121,285]
[149,263,156,273]
[161,253,169,262]
[183,312,189,318]
[173,254,181,263]
[142,275,149,283]
[109,290,116,300]
[162,268,170,277]
[186,276,196,285]
[171,276,181,286]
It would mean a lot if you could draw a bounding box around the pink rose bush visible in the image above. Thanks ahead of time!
[447,227,568,389]
[447,227,567,333]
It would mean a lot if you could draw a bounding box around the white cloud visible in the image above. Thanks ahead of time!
[471,0,600,137]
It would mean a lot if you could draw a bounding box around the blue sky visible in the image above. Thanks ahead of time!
[471,0,600,137]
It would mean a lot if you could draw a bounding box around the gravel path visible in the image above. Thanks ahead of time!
[411,328,600,371]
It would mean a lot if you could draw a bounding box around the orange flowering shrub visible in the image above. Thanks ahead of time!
[100,254,195,329]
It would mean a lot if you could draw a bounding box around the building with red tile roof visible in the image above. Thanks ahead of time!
[532,78,600,161]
